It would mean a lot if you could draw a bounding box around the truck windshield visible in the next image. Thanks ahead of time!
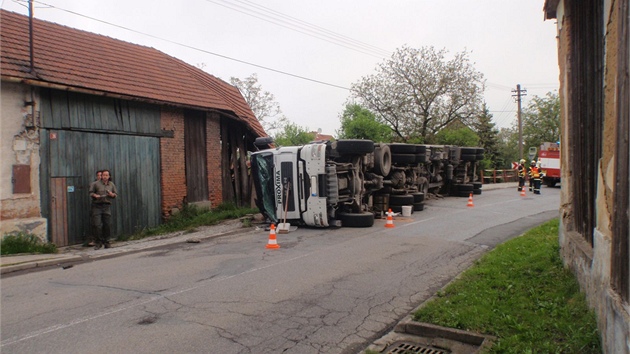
[251,152,277,222]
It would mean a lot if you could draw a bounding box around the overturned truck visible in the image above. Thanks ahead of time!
[250,138,484,228]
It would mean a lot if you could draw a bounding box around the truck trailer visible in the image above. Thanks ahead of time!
[250,138,483,228]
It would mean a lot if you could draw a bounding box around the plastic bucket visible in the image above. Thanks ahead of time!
[401,205,412,217]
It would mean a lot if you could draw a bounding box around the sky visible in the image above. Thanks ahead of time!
[1,0,560,136]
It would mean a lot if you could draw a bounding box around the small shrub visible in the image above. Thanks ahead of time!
[1,232,58,255]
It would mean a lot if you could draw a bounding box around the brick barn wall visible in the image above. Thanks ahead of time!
[207,112,223,207]
[160,107,186,217]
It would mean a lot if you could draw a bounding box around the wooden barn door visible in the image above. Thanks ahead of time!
[184,110,208,202]
[50,177,68,246]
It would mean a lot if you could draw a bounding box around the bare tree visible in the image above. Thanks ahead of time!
[351,46,485,142]
[230,74,287,135]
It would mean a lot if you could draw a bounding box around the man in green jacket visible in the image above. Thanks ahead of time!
[89,170,118,249]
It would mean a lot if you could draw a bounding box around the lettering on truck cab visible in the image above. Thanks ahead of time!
[275,170,283,206]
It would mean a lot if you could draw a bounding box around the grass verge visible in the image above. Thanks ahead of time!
[1,232,58,255]
[118,202,259,241]
[412,219,601,353]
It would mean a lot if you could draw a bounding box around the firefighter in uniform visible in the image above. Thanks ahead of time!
[517,159,527,191]
[529,160,543,195]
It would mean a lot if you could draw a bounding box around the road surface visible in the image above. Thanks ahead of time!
[1,186,560,353]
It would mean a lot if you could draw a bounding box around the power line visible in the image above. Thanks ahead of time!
[26,0,351,90]
[206,0,391,58]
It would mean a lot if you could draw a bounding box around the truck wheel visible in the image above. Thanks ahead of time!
[413,202,425,211]
[472,182,482,190]
[461,153,476,161]
[391,154,416,164]
[415,145,427,154]
[389,143,417,154]
[457,183,474,191]
[412,192,425,203]
[374,144,392,176]
[335,139,375,155]
[457,190,471,197]
[415,153,427,163]
[545,180,557,187]
[461,147,477,155]
[473,189,482,195]
[389,194,414,205]
[339,212,375,227]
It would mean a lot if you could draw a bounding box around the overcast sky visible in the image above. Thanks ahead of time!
[2,0,559,136]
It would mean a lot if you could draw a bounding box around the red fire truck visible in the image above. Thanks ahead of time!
[538,142,561,187]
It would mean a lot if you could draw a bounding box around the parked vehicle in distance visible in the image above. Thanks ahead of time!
[538,142,561,187]
[250,138,483,228]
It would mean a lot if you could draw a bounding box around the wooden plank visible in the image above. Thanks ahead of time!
[184,110,208,202]
[50,177,68,246]
[237,131,249,207]
[221,117,234,203]
[229,127,242,206]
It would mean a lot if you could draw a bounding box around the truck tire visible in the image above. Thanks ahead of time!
[389,143,417,154]
[339,212,374,227]
[456,183,474,191]
[415,153,427,163]
[415,145,427,154]
[335,139,374,155]
[457,190,471,197]
[412,192,425,203]
[389,194,414,205]
[461,153,477,161]
[461,147,477,155]
[374,144,392,176]
[413,202,425,211]
[545,180,557,187]
[473,189,482,195]
[472,182,482,190]
[391,154,416,164]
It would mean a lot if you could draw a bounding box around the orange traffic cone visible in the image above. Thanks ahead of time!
[385,208,395,228]
[520,188,526,197]
[266,224,280,249]
[467,193,475,207]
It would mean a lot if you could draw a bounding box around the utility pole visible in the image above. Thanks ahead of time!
[512,84,527,159]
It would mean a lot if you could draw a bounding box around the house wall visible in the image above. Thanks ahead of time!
[160,108,224,218]
[160,107,187,217]
[554,2,630,353]
[0,81,46,240]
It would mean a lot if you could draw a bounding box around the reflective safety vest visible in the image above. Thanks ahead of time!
[517,165,526,177]
[529,166,541,179]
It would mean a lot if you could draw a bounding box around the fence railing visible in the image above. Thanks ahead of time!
[482,169,518,184]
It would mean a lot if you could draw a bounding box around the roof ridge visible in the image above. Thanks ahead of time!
[1,9,266,137]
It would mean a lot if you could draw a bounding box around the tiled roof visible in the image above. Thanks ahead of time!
[0,10,266,137]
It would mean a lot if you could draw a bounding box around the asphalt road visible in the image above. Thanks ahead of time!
[1,186,560,354]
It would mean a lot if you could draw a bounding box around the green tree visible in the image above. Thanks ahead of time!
[273,122,313,146]
[495,127,519,169]
[337,103,392,142]
[230,73,288,135]
[522,92,560,151]
[350,45,485,142]
[474,104,501,168]
[435,127,479,146]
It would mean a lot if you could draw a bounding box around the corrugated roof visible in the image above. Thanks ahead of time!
[0,10,266,137]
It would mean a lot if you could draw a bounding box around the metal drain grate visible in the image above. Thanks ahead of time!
[385,341,450,354]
